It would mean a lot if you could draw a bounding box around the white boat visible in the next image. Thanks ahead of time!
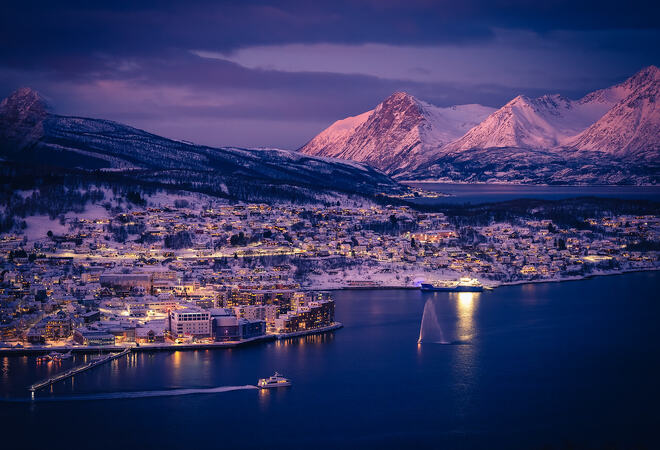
[60,351,73,360]
[257,372,291,389]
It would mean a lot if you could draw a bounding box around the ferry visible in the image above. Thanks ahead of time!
[420,277,484,292]
[257,372,292,389]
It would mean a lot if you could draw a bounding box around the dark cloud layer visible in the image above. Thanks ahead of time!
[1,1,659,148]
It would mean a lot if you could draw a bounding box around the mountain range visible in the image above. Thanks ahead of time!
[300,66,660,184]
[0,88,406,203]
[1,66,658,196]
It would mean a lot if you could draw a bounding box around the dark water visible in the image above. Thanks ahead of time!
[2,272,660,449]
[405,182,660,204]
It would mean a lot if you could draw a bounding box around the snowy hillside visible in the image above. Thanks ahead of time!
[0,88,408,202]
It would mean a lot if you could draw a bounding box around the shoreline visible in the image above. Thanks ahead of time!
[490,266,660,288]
[400,180,660,187]
[1,269,657,355]
[304,266,659,292]
[0,322,343,355]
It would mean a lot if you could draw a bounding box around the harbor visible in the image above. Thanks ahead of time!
[0,323,344,356]
[1,272,658,448]
[28,348,131,393]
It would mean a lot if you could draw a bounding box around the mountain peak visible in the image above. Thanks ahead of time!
[568,65,659,157]
[379,91,420,112]
[632,65,659,81]
[1,87,48,118]
[611,65,660,94]
[299,91,495,174]
[0,87,49,150]
[385,91,416,101]
[375,91,422,115]
[508,94,530,103]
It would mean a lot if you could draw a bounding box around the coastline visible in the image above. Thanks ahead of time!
[0,322,344,355]
[401,180,660,187]
[490,266,660,288]
[2,269,658,355]
[304,266,660,291]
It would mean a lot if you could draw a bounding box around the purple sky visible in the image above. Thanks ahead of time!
[1,0,658,149]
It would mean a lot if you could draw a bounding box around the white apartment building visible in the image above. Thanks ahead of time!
[169,308,211,337]
[233,304,279,322]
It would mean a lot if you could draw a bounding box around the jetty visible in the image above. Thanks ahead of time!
[29,348,131,393]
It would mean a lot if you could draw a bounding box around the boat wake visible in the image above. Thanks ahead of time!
[438,340,471,345]
[421,339,471,346]
[3,385,258,402]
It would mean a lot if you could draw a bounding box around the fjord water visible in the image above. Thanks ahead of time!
[2,272,659,449]
[406,182,660,204]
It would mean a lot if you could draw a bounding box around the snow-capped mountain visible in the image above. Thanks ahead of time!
[299,92,494,174]
[439,93,613,153]
[442,65,658,156]
[567,65,660,160]
[0,88,407,201]
[299,66,659,184]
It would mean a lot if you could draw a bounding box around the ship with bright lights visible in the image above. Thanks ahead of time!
[420,277,484,292]
[257,372,292,389]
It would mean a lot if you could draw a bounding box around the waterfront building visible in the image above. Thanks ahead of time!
[73,328,116,346]
[210,308,266,341]
[135,325,166,343]
[0,324,17,341]
[168,308,212,338]
[26,327,45,344]
[272,300,335,333]
[233,304,279,322]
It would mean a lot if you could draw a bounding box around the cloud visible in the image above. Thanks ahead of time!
[193,28,659,91]
[0,1,658,148]
[2,1,658,63]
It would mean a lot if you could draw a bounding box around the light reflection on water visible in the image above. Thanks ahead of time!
[0,272,659,449]
[456,292,477,341]
[451,292,479,419]
[1,357,8,381]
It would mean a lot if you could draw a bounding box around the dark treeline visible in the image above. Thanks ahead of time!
[0,162,384,215]
[402,197,660,229]
[164,231,194,249]
[2,162,659,236]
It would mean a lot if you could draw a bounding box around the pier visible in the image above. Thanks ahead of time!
[29,348,131,393]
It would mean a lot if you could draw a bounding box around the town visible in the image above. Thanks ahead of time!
[0,188,658,350]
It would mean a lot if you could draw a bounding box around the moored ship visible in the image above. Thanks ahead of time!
[421,277,484,292]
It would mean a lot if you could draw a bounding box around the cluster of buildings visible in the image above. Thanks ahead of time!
[0,235,336,347]
[0,193,658,347]
[0,263,336,347]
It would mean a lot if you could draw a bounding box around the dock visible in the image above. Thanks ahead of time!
[28,348,131,393]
